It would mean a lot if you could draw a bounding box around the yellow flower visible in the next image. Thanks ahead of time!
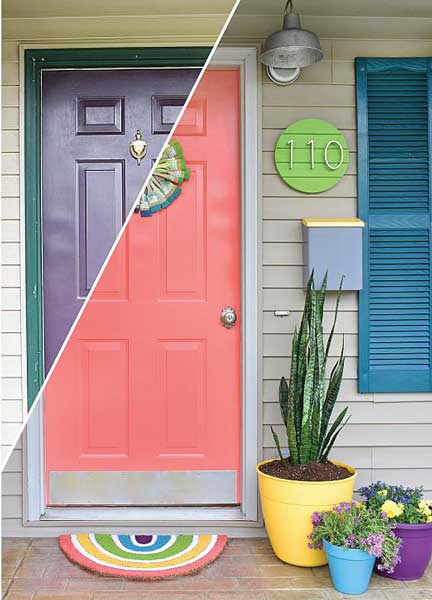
[377,489,388,498]
[419,500,431,511]
[427,516,432,523]
[381,499,404,519]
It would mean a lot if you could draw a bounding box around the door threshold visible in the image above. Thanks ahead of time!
[42,506,245,522]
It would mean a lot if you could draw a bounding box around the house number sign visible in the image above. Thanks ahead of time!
[275,118,349,193]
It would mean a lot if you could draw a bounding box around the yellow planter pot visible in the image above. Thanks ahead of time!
[257,459,357,567]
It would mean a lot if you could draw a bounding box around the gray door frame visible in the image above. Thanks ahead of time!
[23,46,261,531]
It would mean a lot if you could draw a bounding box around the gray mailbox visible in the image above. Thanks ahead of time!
[302,218,364,290]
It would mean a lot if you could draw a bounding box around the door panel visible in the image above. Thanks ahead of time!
[76,96,124,134]
[79,339,130,456]
[158,163,206,300]
[45,70,242,506]
[77,160,125,296]
[42,69,198,370]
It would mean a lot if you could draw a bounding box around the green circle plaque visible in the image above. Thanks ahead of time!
[275,119,349,194]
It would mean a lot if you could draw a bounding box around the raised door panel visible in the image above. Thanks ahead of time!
[78,340,130,457]
[76,97,124,135]
[157,162,206,301]
[157,339,206,457]
[175,98,207,136]
[151,95,187,134]
[77,161,125,297]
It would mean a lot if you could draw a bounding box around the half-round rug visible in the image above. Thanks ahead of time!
[59,534,227,579]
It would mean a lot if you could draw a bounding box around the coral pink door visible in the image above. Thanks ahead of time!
[44,70,242,506]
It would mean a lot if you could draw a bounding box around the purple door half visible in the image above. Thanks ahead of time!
[42,68,199,371]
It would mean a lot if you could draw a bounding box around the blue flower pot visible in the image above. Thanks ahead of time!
[324,539,376,595]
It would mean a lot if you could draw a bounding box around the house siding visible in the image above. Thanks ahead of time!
[258,38,432,496]
[2,24,432,535]
[2,43,22,462]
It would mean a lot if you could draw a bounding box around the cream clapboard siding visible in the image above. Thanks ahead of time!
[2,439,23,533]
[0,5,235,535]
[2,44,23,465]
[258,38,432,494]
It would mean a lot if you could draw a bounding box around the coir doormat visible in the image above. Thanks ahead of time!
[59,534,227,579]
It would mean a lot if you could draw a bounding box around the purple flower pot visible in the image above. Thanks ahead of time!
[379,521,432,581]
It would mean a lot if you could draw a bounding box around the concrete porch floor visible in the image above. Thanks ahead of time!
[2,537,432,600]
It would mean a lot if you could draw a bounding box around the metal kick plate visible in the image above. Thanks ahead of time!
[50,470,238,505]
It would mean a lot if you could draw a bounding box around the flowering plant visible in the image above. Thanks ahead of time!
[358,482,432,525]
[308,501,402,572]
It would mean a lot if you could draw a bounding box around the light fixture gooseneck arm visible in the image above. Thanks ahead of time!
[284,0,294,15]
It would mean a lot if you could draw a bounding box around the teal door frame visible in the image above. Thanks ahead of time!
[24,46,210,409]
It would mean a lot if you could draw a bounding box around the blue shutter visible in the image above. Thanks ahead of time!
[356,58,432,392]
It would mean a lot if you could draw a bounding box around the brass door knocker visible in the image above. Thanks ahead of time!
[129,130,148,165]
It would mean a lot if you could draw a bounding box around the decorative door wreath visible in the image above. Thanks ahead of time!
[135,140,189,217]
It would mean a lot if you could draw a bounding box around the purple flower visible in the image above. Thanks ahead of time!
[362,533,385,558]
[332,501,352,514]
[311,511,321,526]
[344,534,357,548]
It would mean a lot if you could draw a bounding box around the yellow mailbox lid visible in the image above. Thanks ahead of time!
[302,218,365,228]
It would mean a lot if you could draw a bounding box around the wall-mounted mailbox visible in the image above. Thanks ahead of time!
[302,218,364,290]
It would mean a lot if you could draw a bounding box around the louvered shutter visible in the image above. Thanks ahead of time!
[356,58,432,392]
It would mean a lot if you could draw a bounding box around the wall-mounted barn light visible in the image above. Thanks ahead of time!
[261,0,323,85]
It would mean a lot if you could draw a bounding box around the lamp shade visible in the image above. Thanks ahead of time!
[261,13,323,69]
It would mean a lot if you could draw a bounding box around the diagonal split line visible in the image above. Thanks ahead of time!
[1,0,241,471]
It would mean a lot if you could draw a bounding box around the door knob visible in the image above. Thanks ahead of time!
[220,307,237,328]
[129,130,148,165]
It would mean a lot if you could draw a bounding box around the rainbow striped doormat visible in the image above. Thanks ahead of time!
[59,534,227,579]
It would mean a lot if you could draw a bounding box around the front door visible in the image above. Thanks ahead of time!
[44,70,242,506]
[42,68,199,370]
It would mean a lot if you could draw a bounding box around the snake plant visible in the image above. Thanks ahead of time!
[271,273,350,466]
